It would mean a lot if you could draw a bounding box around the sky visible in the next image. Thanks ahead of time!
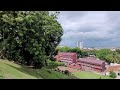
[56,11,120,48]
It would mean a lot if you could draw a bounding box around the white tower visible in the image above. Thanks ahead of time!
[79,41,83,49]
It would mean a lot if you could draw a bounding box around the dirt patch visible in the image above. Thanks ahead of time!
[57,66,80,73]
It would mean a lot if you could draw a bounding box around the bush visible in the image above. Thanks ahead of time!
[109,71,117,78]
[62,70,64,73]
[64,70,70,75]
[47,60,65,69]
[47,70,51,74]
[56,61,65,66]
[47,61,58,69]
[57,68,59,71]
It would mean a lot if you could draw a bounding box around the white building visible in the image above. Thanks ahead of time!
[77,41,83,49]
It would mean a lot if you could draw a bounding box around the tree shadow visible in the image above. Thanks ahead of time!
[4,63,43,79]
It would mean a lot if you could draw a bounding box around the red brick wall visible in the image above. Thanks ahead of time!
[55,52,77,63]
[73,54,77,63]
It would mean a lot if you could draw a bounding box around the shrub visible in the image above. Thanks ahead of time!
[109,71,117,78]
[56,61,65,66]
[47,61,58,69]
[57,68,60,71]
[47,60,65,69]
[62,70,64,73]
[47,70,51,74]
[64,70,70,75]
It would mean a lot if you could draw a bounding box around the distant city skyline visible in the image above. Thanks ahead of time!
[57,11,120,48]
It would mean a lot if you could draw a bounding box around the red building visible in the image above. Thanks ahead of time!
[78,57,106,72]
[55,52,106,72]
[54,52,77,64]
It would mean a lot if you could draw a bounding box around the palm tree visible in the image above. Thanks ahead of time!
[112,52,120,63]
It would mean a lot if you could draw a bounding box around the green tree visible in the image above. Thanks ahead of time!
[56,46,71,52]
[87,50,97,56]
[105,51,120,63]
[0,11,63,68]
[116,49,120,54]
[69,47,82,58]
[96,49,112,61]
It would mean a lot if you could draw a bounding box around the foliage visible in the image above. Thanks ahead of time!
[84,49,120,63]
[46,60,58,69]
[46,60,65,69]
[37,68,77,79]
[71,47,83,58]
[105,52,120,63]
[64,70,70,75]
[116,49,120,54]
[0,11,63,68]
[56,46,71,52]
[56,61,65,66]
[109,71,117,78]
[96,49,112,61]
[87,50,97,56]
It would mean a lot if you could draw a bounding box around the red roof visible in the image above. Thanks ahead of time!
[78,57,105,65]
[106,65,120,72]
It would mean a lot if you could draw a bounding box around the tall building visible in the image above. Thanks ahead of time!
[79,41,83,49]
[77,41,83,49]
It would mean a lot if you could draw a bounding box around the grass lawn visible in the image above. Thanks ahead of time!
[0,59,77,79]
[0,59,41,79]
[72,71,113,79]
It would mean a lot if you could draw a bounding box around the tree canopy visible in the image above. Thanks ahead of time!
[96,49,112,61]
[0,11,63,68]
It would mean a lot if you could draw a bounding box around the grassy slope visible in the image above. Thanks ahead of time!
[72,71,113,79]
[1,59,112,79]
[0,59,76,79]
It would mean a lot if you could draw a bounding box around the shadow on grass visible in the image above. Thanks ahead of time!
[4,63,78,79]
[4,63,43,79]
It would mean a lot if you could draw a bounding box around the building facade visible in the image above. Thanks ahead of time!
[54,52,77,64]
[55,52,106,72]
[78,57,106,72]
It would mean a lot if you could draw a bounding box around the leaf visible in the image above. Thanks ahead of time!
[35,51,39,55]
[19,33,23,36]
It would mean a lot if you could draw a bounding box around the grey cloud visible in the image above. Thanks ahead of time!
[58,11,88,20]
[58,11,120,48]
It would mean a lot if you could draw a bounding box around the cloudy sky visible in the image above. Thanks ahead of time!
[57,11,120,48]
